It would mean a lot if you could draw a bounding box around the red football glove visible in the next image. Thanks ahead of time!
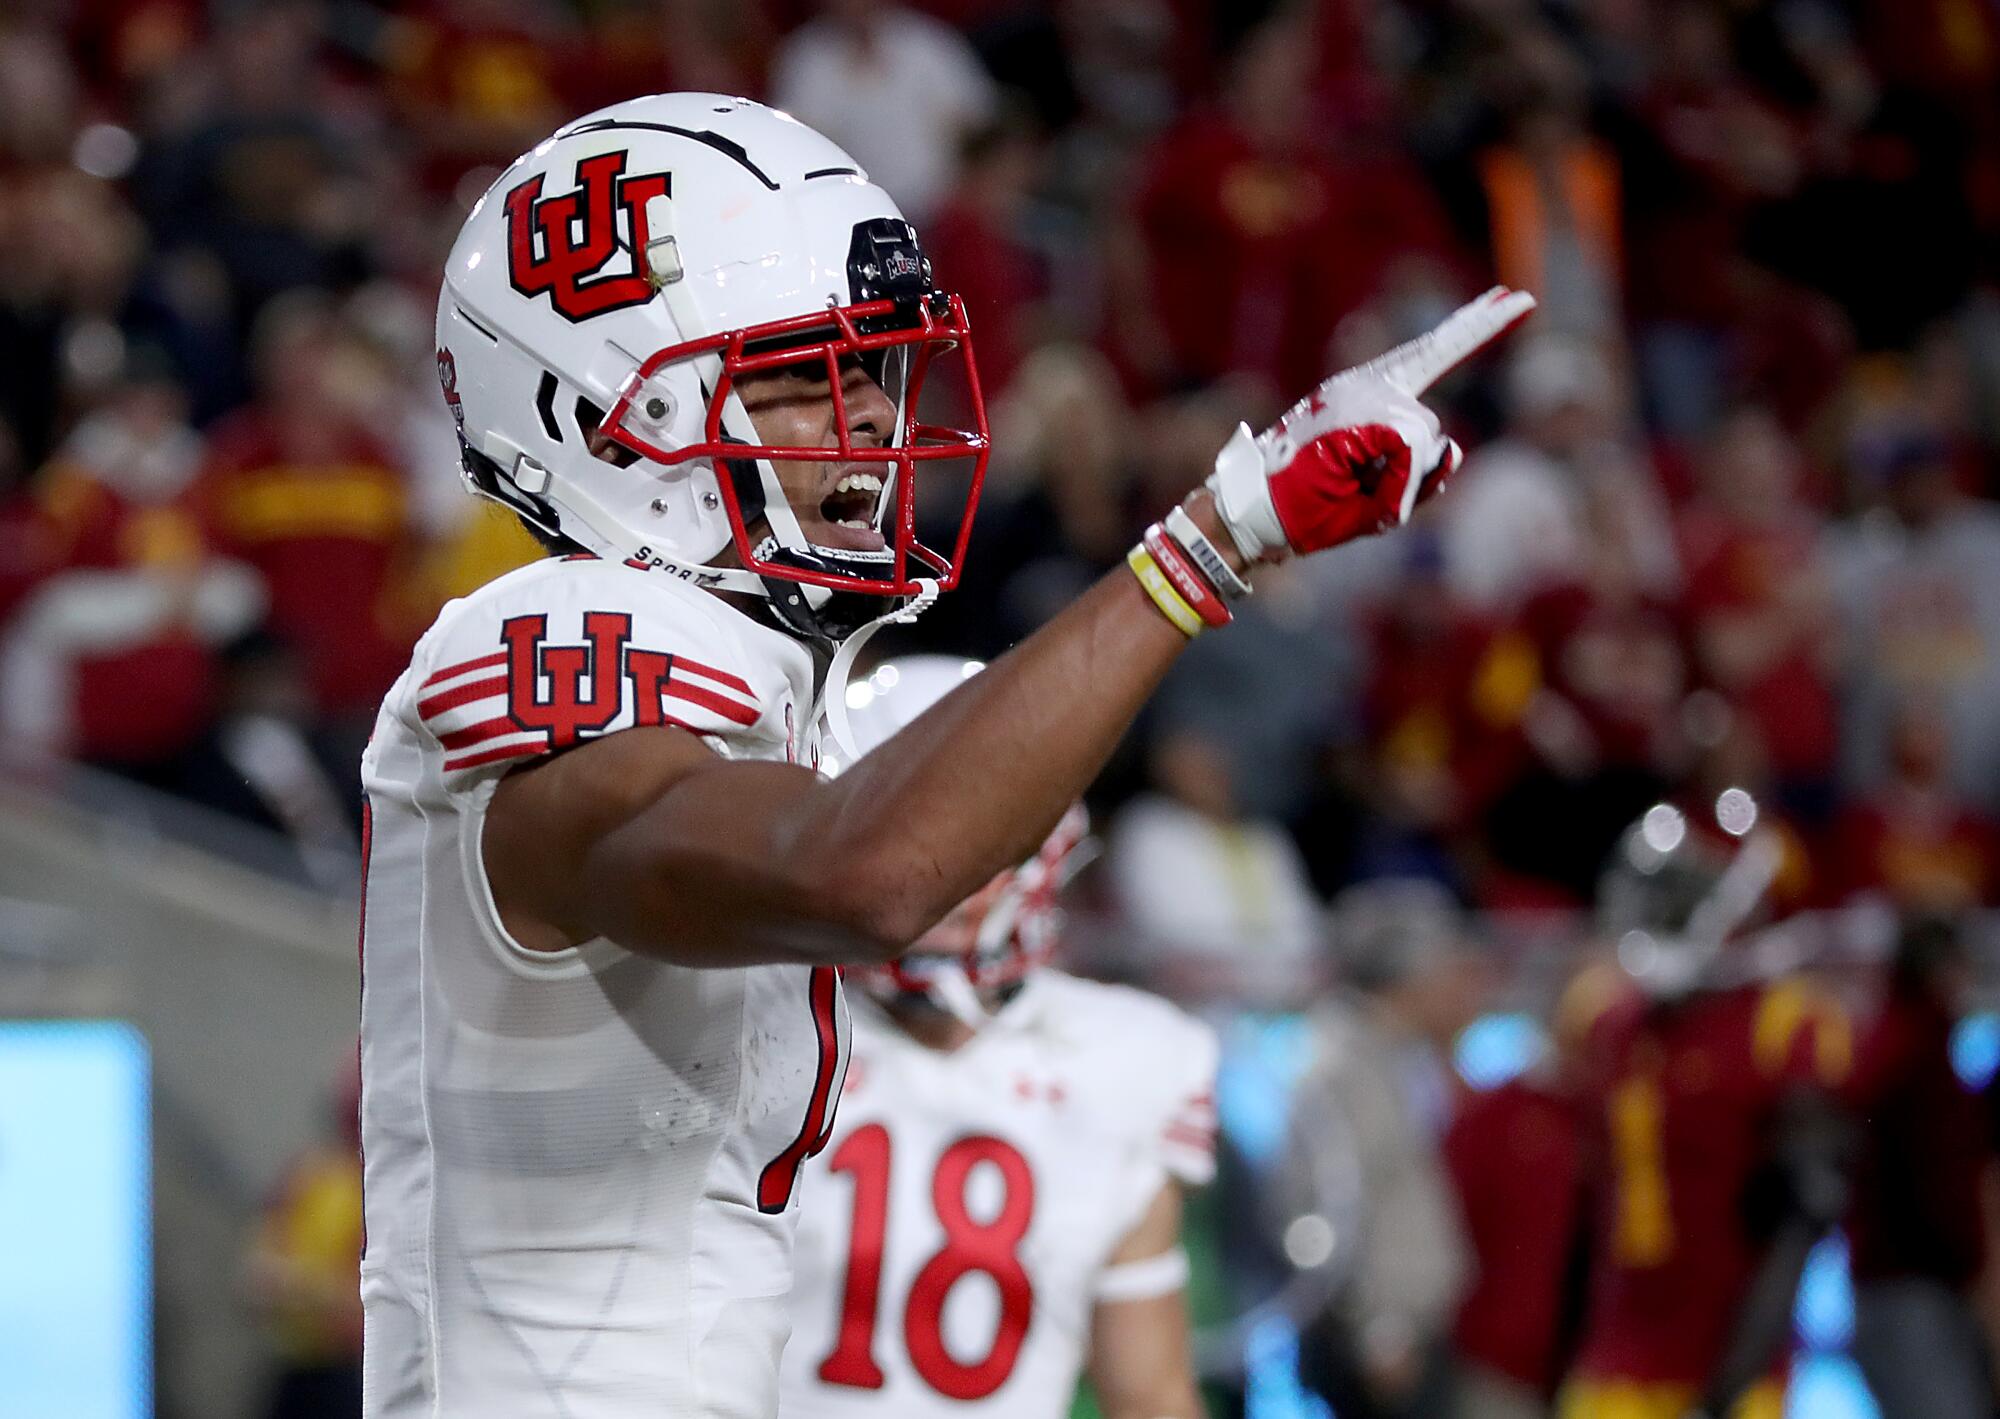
[1205,286,1536,562]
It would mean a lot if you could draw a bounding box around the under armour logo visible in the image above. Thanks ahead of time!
[502,611,631,747]
[504,152,672,323]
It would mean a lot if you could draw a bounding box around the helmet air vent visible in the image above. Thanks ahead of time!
[535,371,563,442]
[575,396,639,469]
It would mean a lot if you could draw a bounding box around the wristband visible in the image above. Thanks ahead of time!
[1094,1246,1191,1302]
[1127,544,1205,637]
[1166,505,1252,601]
[1143,522,1232,628]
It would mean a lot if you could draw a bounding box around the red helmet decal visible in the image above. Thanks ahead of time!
[436,347,464,430]
[505,151,672,323]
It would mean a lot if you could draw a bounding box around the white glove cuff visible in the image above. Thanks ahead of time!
[1205,422,1282,563]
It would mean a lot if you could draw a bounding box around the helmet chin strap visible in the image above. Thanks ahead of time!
[816,577,942,771]
[907,864,1033,1027]
[928,961,990,1029]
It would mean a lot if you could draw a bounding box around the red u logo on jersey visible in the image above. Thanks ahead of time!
[504,152,672,322]
[502,611,631,748]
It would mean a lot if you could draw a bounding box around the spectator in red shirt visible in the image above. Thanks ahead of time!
[1484,487,1690,902]
[1111,8,1457,401]
[1833,699,2000,911]
[1620,2,1805,437]
[917,108,1048,405]
[197,297,421,776]
[0,357,262,780]
[384,0,572,197]
[1845,914,1992,1419]
[1677,407,1840,804]
[1357,535,1535,882]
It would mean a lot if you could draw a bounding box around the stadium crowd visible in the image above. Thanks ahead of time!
[5,0,2000,1417]
[5,0,2000,920]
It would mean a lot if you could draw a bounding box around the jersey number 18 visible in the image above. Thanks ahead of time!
[818,1123,1037,1400]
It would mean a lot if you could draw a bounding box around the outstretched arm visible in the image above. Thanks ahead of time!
[486,506,1205,966]
[485,290,1535,969]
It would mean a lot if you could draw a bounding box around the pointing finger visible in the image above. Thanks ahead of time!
[1359,286,1538,397]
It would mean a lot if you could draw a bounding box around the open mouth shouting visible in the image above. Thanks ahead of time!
[810,468,889,553]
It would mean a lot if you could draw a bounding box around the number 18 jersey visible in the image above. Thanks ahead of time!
[780,972,1217,1419]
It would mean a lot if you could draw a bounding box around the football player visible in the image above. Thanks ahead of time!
[781,656,1216,1419]
[359,91,1533,1419]
[1559,799,1851,1419]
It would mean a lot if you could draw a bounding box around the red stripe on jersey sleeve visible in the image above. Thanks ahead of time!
[437,716,524,751]
[663,677,760,726]
[420,650,506,690]
[418,675,508,720]
[443,741,545,773]
[672,655,756,699]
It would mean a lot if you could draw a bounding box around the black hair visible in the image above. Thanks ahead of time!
[516,511,589,557]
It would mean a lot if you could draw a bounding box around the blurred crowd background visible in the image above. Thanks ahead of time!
[4,0,2000,1416]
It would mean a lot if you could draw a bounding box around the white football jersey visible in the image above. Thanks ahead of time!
[358,555,850,1419]
[780,972,1217,1419]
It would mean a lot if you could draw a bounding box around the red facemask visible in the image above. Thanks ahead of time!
[600,292,989,598]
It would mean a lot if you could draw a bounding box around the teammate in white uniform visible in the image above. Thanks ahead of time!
[362,86,1533,1419]
[782,659,1217,1419]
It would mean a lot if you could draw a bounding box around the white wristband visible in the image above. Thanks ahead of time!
[1094,1247,1190,1302]
[1165,505,1251,601]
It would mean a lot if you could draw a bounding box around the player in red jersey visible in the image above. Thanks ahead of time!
[1560,798,1851,1419]
[1446,967,1611,1419]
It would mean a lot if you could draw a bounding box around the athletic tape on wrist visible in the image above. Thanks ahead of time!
[1126,545,1205,637]
[1094,1246,1191,1301]
[1165,505,1252,600]
[1143,523,1232,628]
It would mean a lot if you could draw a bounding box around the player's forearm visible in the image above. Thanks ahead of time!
[1101,1386,1204,1418]
[1098,1372,1206,1419]
[799,551,1202,941]
[581,494,1245,966]
[1087,1293,1207,1419]
[809,490,1269,950]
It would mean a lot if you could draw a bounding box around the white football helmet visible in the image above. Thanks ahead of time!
[436,93,990,640]
[835,655,1090,1020]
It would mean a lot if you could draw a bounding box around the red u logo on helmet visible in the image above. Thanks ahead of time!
[504,152,672,323]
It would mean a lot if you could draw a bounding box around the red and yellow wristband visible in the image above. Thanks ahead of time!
[1128,520,1233,636]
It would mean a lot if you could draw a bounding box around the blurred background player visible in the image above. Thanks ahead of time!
[1444,967,1603,1419]
[1559,798,1851,1419]
[1269,880,1487,1419]
[782,656,1217,1419]
[1843,914,1992,1419]
[243,1051,365,1419]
